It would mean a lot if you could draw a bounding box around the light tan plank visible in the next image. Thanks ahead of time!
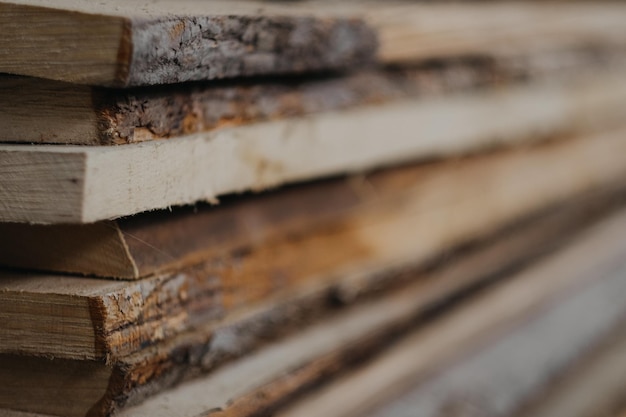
[3,115,626,277]
[2,70,626,224]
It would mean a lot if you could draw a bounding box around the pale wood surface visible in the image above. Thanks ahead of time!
[362,2,626,65]
[4,129,625,358]
[3,1,626,86]
[277,211,626,417]
[4,119,626,278]
[2,70,626,224]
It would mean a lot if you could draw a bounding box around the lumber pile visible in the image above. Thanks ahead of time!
[1,1,626,416]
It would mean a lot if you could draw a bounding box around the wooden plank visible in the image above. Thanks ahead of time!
[276,212,626,417]
[3,121,626,278]
[360,2,626,65]
[513,329,626,417]
[2,70,626,224]
[2,205,625,417]
[3,47,624,145]
[0,1,375,87]
[123,209,626,417]
[0,61,510,145]
[362,276,626,417]
[0,177,368,279]
[3,1,626,87]
[4,129,625,359]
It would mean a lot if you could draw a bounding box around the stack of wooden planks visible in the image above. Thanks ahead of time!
[1,1,626,416]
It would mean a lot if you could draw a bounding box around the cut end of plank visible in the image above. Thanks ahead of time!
[0,1,378,87]
[0,222,138,278]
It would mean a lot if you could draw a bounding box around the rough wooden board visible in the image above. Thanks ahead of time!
[5,119,626,279]
[3,70,626,224]
[358,2,626,65]
[276,212,626,417]
[0,117,625,279]
[4,1,626,87]
[363,271,626,417]
[514,329,626,417]
[3,48,624,145]
[0,1,375,87]
[1,204,624,417]
[0,176,367,279]
[5,129,626,359]
[122,208,626,417]
[0,62,497,145]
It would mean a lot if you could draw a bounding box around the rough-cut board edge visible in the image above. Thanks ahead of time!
[2,70,626,225]
[117,208,626,417]
[0,61,496,145]
[1,203,623,417]
[0,1,376,87]
[0,174,366,279]
[275,212,626,417]
[4,48,626,146]
[5,1,626,86]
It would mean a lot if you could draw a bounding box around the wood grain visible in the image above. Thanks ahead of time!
[277,211,626,417]
[1,128,625,359]
[3,1,626,87]
[0,1,375,87]
[0,123,625,278]
[125,208,626,417]
[0,62,497,145]
[2,70,626,224]
[3,48,624,145]
[1,203,624,417]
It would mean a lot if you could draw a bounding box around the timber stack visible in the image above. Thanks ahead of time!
[1,1,626,416]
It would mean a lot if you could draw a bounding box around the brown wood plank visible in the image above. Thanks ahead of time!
[1,127,625,359]
[0,122,624,277]
[2,202,625,417]
[276,212,626,417]
[3,48,624,145]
